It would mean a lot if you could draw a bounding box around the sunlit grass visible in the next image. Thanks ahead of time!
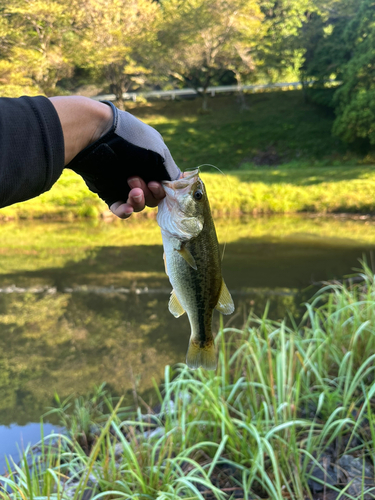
[203,167,375,216]
[2,263,375,499]
[2,164,375,221]
[1,91,375,221]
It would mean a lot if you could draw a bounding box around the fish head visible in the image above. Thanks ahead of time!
[157,169,207,240]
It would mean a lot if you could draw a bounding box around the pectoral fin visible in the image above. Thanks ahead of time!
[163,252,168,276]
[215,279,235,315]
[169,289,186,318]
[176,245,197,270]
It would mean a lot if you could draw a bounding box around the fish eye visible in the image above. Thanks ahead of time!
[194,190,203,201]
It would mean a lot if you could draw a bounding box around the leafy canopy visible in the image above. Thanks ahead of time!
[157,0,264,108]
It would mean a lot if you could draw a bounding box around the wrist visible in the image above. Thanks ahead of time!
[91,101,113,142]
[49,96,113,165]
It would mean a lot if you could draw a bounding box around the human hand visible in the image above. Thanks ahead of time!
[67,101,181,218]
[110,177,166,219]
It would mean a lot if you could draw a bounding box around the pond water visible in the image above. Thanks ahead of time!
[1,214,375,469]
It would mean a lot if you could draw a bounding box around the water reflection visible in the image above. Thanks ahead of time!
[0,423,61,473]
[0,215,375,458]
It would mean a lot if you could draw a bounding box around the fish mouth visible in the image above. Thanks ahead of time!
[162,169,199,197]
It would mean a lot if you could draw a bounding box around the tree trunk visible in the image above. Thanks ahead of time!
[202,90,208,111]
[235,71,249,111]
[112,83,125,110]
[116,92,126,110]
[300,71,308,103]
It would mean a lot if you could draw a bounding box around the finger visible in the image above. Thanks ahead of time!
[146,181,165,207]
[128,177,151,198]
[128,176,161,208]
[110,201,134,219]
[127,187,145,213]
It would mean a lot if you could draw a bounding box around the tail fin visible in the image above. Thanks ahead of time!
[186,339,217,370]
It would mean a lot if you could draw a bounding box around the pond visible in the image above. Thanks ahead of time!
[1,214,375,470]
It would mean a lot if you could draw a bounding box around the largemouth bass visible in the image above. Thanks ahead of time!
[156,169,234,370]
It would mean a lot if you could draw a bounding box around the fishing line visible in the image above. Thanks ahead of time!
[195,163,232,263]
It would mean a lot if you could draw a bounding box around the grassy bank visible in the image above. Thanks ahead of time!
[2,264,375,499]
[1,91,375,220]
[132,90,355,170]
[2,165,375,220]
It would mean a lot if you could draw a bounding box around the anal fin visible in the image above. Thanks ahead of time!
[215,279,235,315]
[169,289,185,318]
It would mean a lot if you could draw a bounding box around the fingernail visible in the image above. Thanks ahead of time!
[124,206,133,215]
[128,177,141,188]
[134,194,142,202]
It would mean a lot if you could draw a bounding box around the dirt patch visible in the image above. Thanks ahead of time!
[243,145,284,166]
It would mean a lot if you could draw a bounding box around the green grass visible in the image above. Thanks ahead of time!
[2,263,375,499]
[133,90,358,170]
[1,90,375,220]
[3,164,375,220]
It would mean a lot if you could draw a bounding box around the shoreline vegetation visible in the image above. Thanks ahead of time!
[2,165,375,221]
[2,264,375,499]
[2,91,375,221]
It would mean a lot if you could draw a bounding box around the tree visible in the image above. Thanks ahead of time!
[301,0,358,106]
[157,0,264,110]
[73,0,160,108]
[258,0,314,83]
[301,0,375,145]
[332,0,375,144]
[0,0,74,96]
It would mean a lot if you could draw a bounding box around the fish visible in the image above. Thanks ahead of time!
[156,169,234,370]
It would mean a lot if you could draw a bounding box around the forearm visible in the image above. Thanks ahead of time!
[0,96,65,208]
[49,97,113,165]
[0,95,177,218]
[0,96,113,209]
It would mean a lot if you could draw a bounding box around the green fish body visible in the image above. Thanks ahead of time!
[157,169,234,370]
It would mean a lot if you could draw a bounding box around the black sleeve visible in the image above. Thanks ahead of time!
[0,96,65,209]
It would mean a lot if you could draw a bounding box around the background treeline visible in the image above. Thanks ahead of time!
[0,0,374,144]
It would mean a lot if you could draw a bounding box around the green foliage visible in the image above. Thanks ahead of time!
[157,0,264,109]
[46,384,109,452]
[302,0,357,85]
[3,264,375,498]
[303,0,375,145]
[74,0,159,106]
[0,0,75,95]
[332,0,375,144]
[1,0,369,117]
[258,0,313,82]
